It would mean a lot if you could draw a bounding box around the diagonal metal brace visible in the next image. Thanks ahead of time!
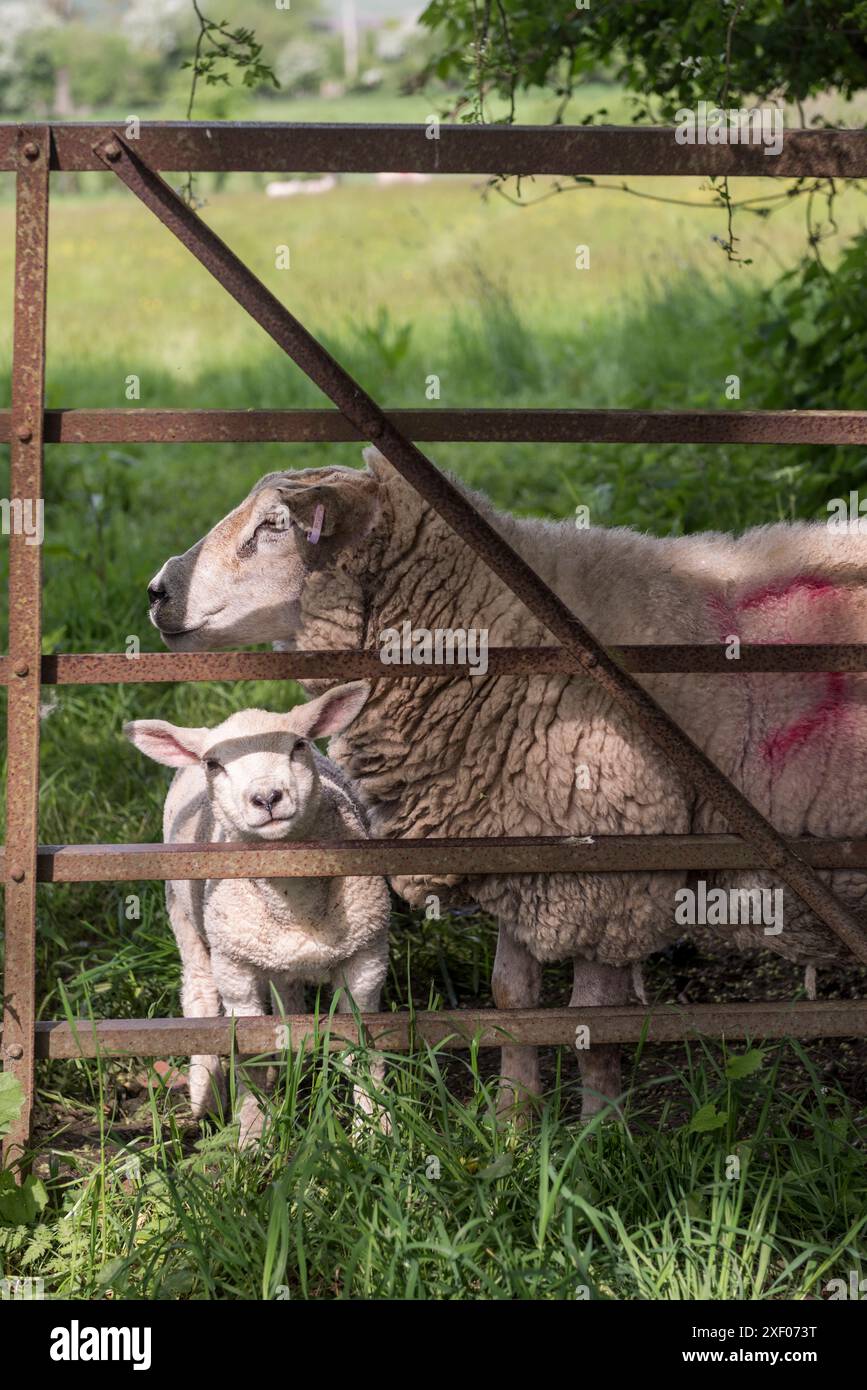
[93,131,867,966]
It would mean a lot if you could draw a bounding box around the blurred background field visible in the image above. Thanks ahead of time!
[0,0,866,1300]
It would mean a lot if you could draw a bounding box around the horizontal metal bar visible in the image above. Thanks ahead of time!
[3,646,867,687]
[4,408,867,446]
[0,123,865,176]
[7,834,867,882]
[20,1000,867,1057]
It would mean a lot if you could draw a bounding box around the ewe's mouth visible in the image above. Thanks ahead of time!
[153,606,226,644]
[248,818,295,839]
[157,624,209,652]
[157,611,228,649]
[159,624,206,638]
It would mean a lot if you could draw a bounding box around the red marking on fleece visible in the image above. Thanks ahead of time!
[760,672,848,767]
[706,576,850,767]
[737,575,837,612]
[708,575,841,641]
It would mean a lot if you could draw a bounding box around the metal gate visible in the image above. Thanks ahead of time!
[3,121,867,1161]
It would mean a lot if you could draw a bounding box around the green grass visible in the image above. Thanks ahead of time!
[0,147,866,1301]
[3,1032,865,1299]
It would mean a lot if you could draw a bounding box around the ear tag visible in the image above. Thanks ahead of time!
[307,503,325,545]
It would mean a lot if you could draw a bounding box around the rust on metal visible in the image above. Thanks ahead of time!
[0,644,867,687]
[0,833,865,884]
[2,407,866,446]
[18,999,867,1059]
[1,127,49,1165]
[0,121,865,176]
[94,132,867,967]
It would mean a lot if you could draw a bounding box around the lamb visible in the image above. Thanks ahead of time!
[145,448,867,1117]
[124,681,391,1143]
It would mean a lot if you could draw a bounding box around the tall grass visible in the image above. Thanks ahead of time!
[2,1032,864,1300]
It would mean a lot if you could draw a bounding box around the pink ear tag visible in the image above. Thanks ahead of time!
[307,503,325,545]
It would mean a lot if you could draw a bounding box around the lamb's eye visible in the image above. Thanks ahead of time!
[256,513,287,536]
[204,758,223,774]
[292,738,308,757]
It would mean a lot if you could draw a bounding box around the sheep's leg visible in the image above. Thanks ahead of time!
[210,954,270,1147]
[333,944,389,1131]
[492,925,543,1118]
[170,892,225,1119]
[571,960,630,1120]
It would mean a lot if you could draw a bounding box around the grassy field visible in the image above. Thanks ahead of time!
[0,113,866,1299]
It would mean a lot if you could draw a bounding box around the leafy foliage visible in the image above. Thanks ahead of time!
[750,229,867,511]
[419,0,867,123]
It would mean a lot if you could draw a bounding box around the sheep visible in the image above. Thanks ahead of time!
[124,681,391,1143]
[145,449,867,1118]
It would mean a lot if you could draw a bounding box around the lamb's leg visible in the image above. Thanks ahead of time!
[492,925,543,1118]
[333,944,389,1130]
[169,889,225,1119]
[210,955,270,1147]
[571,959,630,1120]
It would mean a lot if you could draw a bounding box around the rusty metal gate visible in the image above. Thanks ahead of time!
[2,121,867,1161]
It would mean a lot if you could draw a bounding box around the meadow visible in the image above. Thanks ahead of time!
[0,93,866,1298]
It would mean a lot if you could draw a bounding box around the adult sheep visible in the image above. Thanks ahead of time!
[146,449,867,1116]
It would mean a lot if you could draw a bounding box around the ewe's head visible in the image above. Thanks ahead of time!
[147,455,390,651]
[124,682,369,840]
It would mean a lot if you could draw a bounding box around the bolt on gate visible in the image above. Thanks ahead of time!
[3,121,867,1161]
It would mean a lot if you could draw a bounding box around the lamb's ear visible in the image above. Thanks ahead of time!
[124,720,208,767]
[277,472,380,547]
[288,682,370,739]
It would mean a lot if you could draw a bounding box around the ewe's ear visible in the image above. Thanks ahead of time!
[277,472,380,548]
[288,682,370,740]
[124,720,208,767]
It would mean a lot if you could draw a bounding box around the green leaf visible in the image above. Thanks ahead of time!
[725,1049,766,1080]
[687,1102,728,1133]
[479,1153,514,1181]
[0,1073,24,1140]
[684,1191,705,1219]
[0,1172,48,1225]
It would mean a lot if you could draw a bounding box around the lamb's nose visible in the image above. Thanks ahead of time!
[148,582,167,606]
[251,789,283,812]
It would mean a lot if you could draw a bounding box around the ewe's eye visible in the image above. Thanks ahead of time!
[204,758,223,774]
[292,738,308,757]
[256,512,288,536]
[237,511,291,558]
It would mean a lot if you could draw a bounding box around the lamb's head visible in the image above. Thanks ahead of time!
[147,458,386,652]
[124,682,369,840]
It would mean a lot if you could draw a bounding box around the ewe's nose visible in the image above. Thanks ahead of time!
[250,788,283,813]
[147,562,171,608]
